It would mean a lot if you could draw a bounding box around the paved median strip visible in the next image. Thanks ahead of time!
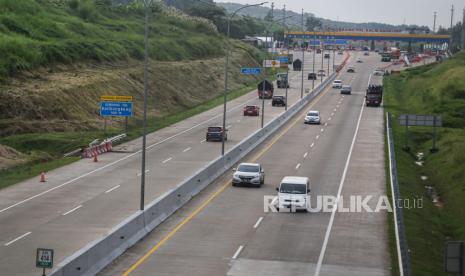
[62,205,82,216]
[4,232,31,246]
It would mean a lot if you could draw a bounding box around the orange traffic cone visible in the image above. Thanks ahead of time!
[40,172,46,183]
[93,153,98,162]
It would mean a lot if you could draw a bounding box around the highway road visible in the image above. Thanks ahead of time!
[100,51,390,276]
[0,49,343,275]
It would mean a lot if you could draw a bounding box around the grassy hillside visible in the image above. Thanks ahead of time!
[0,0,222,82]
[384,51,465,275]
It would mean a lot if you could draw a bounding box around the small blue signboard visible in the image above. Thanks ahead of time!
[241,67,262,75]
[277,56,289,63]
[100,102,133,117]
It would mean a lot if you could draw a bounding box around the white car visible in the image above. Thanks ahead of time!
[332,80,342,89]
[232,163,264,187]
[276,176,310,212]
[373,69,384,76]
[304,110,321,124]
[317,70,326,77]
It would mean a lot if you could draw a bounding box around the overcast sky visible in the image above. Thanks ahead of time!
[215,0,464,29]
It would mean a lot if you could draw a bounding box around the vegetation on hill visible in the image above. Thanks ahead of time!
[384,51,465,275]
[0,0,223,82]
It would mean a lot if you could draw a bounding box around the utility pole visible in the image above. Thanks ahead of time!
[300,8,305,99]
[451,5,455,29]
[462,8,465,50]
[433,11,437,33]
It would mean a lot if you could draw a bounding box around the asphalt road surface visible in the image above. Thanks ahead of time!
[100,52,391,276]
[0,50,344,275]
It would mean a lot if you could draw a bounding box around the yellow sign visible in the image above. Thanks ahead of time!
[100,95,133,102]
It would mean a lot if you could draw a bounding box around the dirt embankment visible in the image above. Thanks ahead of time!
[0,47,261,137]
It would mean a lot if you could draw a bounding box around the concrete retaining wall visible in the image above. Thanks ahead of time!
[52,72,337,276]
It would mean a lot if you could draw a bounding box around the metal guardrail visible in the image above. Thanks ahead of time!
[51,73,337,276]
[386,112,412,276]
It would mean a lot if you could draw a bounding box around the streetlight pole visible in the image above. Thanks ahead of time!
[140,0,151,211]
[326,28,330,76]
[221,2,267,155]
[332,31,336,73]
[261,33,267,128]
[300,8,305,99]
[312,29,316,89]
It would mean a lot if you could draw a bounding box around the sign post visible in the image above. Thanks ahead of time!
[262,60,281,68]
[36,248,53,276]
[100,95,133,133]
[399,114,442,152]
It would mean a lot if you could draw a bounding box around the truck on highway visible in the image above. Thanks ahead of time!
[258,80,274,99]
[293,59,302,71]
[365,85,383,107]
[276,73,289,88]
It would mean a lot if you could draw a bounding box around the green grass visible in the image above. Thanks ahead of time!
[384,51,465,275]
[0,0,224,82]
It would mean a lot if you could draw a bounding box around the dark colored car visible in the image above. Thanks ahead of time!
[308,73,317,80]
[272,96,286,107]
[206,126,227,142]
[324,53,330,59]
[316,49,322,54]
[243,105,259,116]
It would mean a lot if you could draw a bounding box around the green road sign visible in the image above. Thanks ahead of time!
[36,248,54,269]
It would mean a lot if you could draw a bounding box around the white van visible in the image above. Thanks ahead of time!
[276,176,310,212]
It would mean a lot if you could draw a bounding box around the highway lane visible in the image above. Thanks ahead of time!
[100,51,390,276]
[0,51,343,275]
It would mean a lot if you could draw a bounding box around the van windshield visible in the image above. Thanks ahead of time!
[279,183,307,194]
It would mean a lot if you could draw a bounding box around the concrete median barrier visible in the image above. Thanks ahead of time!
[51,72,337,276]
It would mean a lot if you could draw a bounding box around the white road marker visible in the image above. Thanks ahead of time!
[303,152,308,158]
[333,108,337,112]
[324,122,328,126]
[182,147,191,153]
[314,99,366,276]
[253,217,264,229]
[200,139,206,143]
[137,169,149,177]
[232,245,244,259]
[227,125,232,129]
[310,143,315,148]
[321,128,324,132]
[105,185,120,194]
[62,205,82,216]
[331,112,335,116]
[295,163,301,170]
[328,117,332,121]
[162,157,172,164]
[4,232,31,246]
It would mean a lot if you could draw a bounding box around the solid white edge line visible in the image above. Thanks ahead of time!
[182,147,191,153]
[253,217,264,229]
[62,205,82,216]
[105,185,121,194]
[232,245,244,259]
[386,112,405,276]
[162,157,172,164]
[314,97,366,276]
[4,232,31,246]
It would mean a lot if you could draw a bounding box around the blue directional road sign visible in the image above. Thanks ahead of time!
[241,67,262,75]
[277,56,289,63]
[100,102,133,117]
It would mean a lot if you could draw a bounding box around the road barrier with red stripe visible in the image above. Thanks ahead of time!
[336,52,351,73]
[81,141,113,158]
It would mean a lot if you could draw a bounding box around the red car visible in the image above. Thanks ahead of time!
[243,105,260,116]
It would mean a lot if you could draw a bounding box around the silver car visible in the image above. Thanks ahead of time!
[304,110,321,124]
[341,85,352,95]
[232,163,265,187]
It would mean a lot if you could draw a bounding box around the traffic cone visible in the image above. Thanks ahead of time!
[93,152,98,162]
[40,172,46,183]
